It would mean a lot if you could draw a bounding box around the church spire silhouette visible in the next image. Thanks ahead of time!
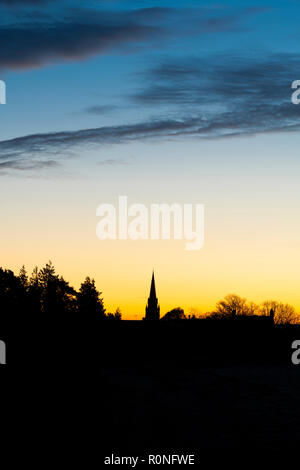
[145,271,160,320]
[150,270,156,298]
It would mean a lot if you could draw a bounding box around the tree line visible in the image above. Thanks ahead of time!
[0,261,121,320]
[0,262,298,324]
[162,294,298,325]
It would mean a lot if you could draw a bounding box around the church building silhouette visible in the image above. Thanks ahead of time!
[145,271,160,320]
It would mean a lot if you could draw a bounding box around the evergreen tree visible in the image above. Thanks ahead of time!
[28,266,42,314]
[18,265,28,289]
[107,307,122,320]
[77,277,105,318]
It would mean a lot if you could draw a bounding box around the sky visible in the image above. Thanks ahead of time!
[0,0,300,318]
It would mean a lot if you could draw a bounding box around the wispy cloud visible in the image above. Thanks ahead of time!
[83,105,118,115]
[2,48,300,176]
[97,158,129,166]
[1,87,300,177]
[132,54,299,107]
[0,158,59,172]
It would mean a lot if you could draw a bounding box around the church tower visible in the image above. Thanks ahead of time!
[145,271,160,320]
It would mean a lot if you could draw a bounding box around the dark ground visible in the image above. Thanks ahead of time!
[97,321,300,451]
[3,319,300,453]
[101,361,300,450]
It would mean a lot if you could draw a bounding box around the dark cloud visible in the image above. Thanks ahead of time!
[0,18,160,71]
[0,7,178,71]
[0,5,266,71]
[0,0,51,4]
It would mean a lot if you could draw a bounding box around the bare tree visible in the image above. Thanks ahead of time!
[247,301,260,315]
[215,294,249,317]
[260,300,278,317]
[261,300,298,325]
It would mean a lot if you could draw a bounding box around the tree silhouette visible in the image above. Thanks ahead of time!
[260,300,278,317]
[247,301,260,316]
[214,294,249,318]
[0,262,111,324]
[0,267,25,318]
[261,300,297,325]
[107,307,122,320]
[28,266,42,315]
[36,261,76,315]
[161,307,186,320]
[77,277,106,319]
[18,265,28,289]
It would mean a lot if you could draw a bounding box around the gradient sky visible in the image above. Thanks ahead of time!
[0,0,300,318]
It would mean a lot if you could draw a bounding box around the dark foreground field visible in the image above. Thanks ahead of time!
[101,361,300,450]
[3,319,300,451]
[97,321,300,450]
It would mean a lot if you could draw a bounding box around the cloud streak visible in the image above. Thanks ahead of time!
[1,97,300,176]
[132,54,299,106]
[83,105,118,115]
[2,49,300,175]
